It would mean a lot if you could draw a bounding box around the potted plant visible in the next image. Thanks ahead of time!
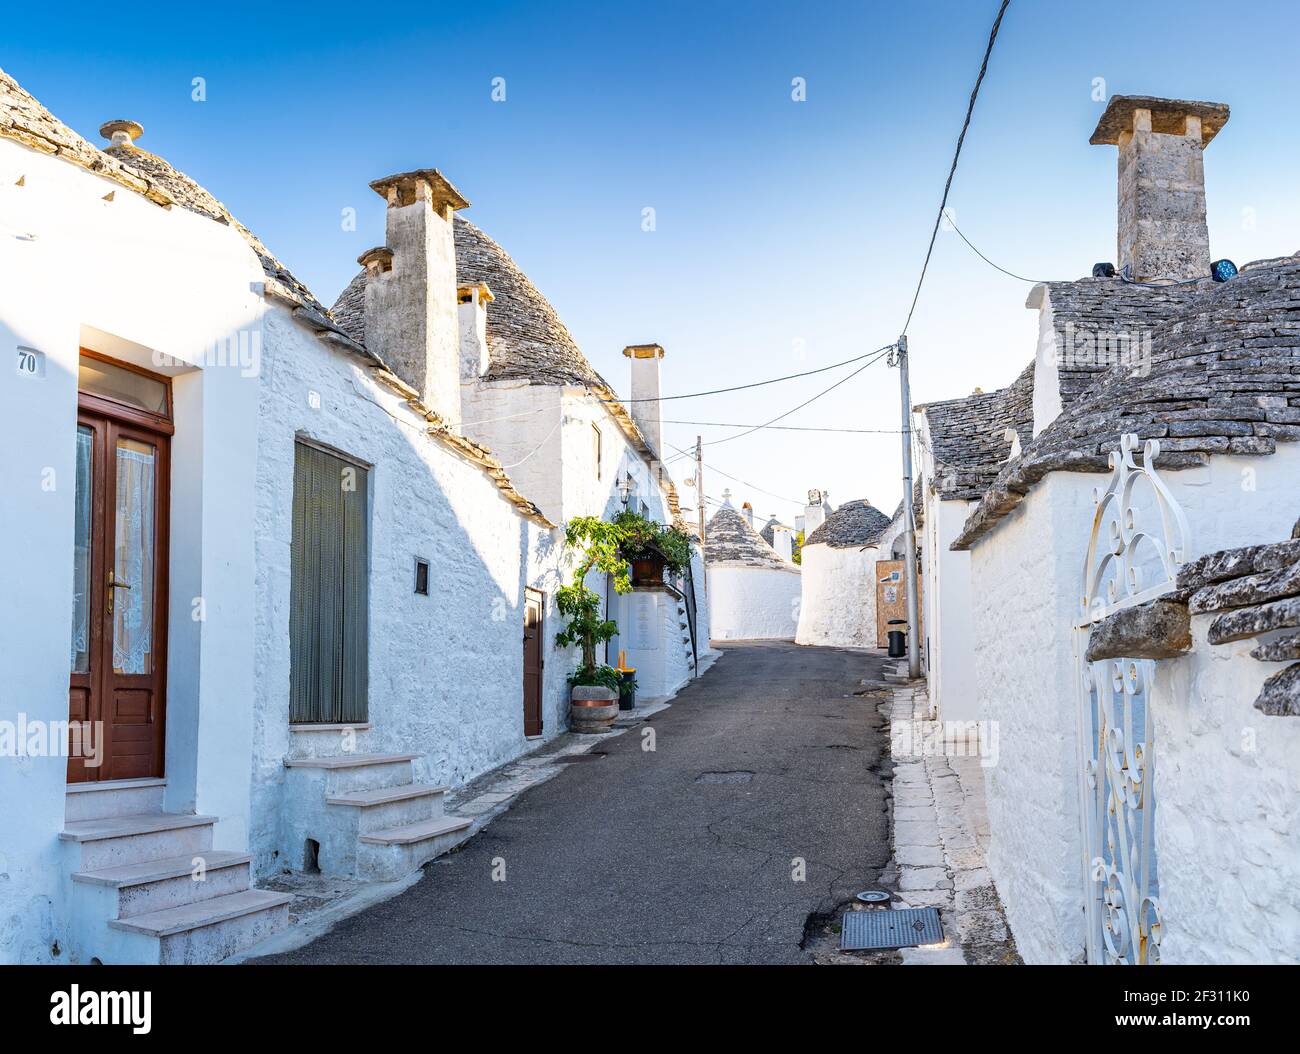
[614,511,693,586]
[555,516,633,733]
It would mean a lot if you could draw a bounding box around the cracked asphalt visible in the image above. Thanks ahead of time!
[253,641,891,965]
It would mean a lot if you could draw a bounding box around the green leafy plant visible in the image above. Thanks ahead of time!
[793,529,805,565]
[613,510,693,575]
[555,515,633,689]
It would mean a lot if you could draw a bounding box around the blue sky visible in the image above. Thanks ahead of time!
[8,0,1299,521]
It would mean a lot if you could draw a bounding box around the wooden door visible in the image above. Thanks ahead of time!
[523,589,544,737]
[69,404,170,782]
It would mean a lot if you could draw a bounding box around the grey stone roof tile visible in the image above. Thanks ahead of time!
[705,506,796,570]
[803,499,892,548]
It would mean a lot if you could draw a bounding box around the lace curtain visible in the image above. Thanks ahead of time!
[113,442,155,674]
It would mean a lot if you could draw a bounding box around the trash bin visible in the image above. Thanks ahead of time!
[886,619,907,658]
[617,669,637,710]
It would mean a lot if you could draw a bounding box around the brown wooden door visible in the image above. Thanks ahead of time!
[875,559,922,648]
[523,590,544,737]
[68,409,170,782]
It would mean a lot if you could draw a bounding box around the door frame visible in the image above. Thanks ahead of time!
[523,588,545,738]
[71,350,173,782]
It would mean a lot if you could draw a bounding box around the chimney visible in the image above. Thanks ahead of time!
[1090,95,1229,282]
[623,344,664,457]
[362,169,470,424]
[802,489,827,535]
[458,281,493,380]
[741,501,754,527]
[771,524,794,562]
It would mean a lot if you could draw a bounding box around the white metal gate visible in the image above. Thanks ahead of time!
[1073,435,1189,965]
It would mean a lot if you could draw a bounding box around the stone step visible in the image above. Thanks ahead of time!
[107,889,292,965]
[65,777,166,822]
[355,815,474,882]
[72,850,253,919]
[326,783,447,833]
[285,752,420,794]
[359,815,471,846]
[61,813,215,871]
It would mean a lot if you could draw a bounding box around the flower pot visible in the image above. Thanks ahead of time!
[569,685,619,733]
[629,554,666,586]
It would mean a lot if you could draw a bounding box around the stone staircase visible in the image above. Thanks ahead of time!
[62,778,291,964]
[673,594,697,676]
[282,750,471,882]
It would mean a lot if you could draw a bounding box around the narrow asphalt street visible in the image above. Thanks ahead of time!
[254,642,891,965]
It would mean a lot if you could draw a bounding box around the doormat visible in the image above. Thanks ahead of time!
[840,907,944,951]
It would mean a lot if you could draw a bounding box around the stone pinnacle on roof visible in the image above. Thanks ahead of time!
[705,504,797,571]
[99,119,143,147]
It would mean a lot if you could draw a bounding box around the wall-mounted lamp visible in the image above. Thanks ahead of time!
[618,474,633,506]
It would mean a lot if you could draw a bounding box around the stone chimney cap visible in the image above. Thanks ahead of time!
[623,343,664,359]
[458,280,494,303]
[99,119,144,145]
[1090,95,1229,146]
[369,169,470,212]
[357,246,394,272]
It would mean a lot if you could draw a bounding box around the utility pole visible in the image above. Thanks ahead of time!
[695,435,707,599]
[894,336,921,679]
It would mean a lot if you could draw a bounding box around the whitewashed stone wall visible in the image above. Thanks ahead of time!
[250,308,570,876]
[795,544,879,648]
[969,444,1300,964]
[0,137,266,962]
[969,472,1096,965]
[708,565,801,640]
[1151,622,1300,964]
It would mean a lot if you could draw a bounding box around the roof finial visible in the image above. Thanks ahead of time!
[721,488,734,507]
[99,120,143,147]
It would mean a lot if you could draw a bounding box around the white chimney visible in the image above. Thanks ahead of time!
[741,501,754,527]
[1090,95,1229,281]
[623,344,664,457]
[361,168,470,424]
[802,488,827,535]
[458,281,493,380]
[771,525,794,562]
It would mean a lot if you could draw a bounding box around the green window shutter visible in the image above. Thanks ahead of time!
[290,442,369,723]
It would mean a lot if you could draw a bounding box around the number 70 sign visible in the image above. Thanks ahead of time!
[16,346,45,378]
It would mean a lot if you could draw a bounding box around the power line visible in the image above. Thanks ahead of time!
[900,0,1012,336]
[665,419,905,434]
[605,345,895,404]
[946,214,1044,283]
[666,442,804,507]
[700,345,895,450]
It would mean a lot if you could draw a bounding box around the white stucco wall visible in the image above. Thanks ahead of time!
[795,543,879,648]
[707,564,801,641]
[0,137,265,963]
[969,443,1300,964]
[250,309,570,875]
[926,498,978,722]
[1151,621,1300,964]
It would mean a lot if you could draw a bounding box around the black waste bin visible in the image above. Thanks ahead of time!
[886,619,907,658]
[618,669,637,711]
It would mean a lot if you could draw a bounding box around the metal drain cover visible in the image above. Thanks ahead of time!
[695,771,754,784]
[840,907,943,951]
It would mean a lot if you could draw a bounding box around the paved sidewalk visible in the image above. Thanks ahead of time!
[887,683,1019,965]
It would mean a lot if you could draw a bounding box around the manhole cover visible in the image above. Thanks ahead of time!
[695,771,754,784]
[840,907,944,951]
[555,753,606,763]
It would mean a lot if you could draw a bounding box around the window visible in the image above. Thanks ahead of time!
[592,424,602,479]
[414,557,430,596]
[290,441,370,723]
